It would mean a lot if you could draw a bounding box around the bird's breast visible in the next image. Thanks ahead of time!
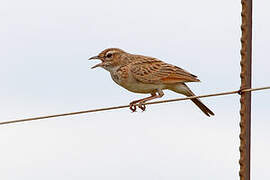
[110,66,129,86]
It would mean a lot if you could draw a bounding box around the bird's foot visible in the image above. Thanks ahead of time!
[129,100,146,112]
[129,102,137,112]
[138,103,146,111]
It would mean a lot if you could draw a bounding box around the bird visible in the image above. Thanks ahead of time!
[88,48,214,116]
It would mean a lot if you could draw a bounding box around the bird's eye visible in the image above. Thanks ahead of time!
[106,53,112,58]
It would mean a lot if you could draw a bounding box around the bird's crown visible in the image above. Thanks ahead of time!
[98,48,126,59]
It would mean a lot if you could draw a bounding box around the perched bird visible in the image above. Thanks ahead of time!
[89,48,214,116]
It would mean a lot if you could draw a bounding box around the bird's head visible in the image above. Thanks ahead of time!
[89,48,126,71]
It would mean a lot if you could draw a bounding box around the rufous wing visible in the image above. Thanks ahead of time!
[130,57,200,84]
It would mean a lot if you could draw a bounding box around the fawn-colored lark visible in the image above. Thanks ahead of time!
[89,48,214,116]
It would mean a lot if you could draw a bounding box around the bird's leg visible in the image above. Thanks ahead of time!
[129,90,164,112]
[139,90,164,111]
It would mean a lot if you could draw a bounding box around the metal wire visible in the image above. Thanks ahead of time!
[0,86,269,126]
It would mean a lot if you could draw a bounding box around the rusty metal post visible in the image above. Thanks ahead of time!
[239,0,252,180]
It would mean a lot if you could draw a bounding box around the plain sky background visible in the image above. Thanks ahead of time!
[1,0,269,179]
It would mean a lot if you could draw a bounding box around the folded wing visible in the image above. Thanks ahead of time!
[130,57,200,84]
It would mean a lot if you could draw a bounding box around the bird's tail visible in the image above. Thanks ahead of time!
[169,83,215,117]
[190,97,215,117]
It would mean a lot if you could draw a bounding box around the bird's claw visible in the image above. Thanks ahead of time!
[138,103,146,111]
[129,103,137,112]
[129,102,146,112]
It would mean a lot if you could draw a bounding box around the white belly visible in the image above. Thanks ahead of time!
[122,82,166,94]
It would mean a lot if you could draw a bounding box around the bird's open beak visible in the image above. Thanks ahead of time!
[91,62,104,69]
[88,56,99,60]
[88,55,104,69]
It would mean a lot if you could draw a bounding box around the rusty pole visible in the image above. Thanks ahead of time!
[239,0,252,180]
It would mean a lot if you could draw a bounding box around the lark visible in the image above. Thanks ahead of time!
[89,48,214,116]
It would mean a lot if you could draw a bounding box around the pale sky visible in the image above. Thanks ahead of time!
[1,0,270,179]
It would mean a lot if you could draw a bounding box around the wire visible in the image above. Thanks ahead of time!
[0,86,269,126]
